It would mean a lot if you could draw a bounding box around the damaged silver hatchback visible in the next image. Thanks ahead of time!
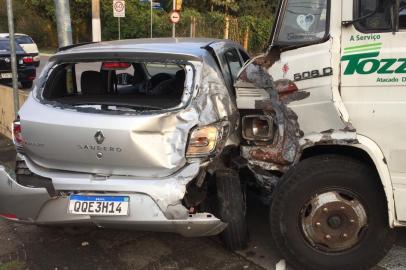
[0,38,250,249]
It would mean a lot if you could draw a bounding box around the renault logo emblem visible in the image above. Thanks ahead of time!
[94,130,105,144]
[4,58,10,63]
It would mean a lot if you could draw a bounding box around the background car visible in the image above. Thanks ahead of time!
[0,33,40,67]
[0,37,36,88]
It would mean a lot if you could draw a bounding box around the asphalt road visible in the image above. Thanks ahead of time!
[0,55,406,270]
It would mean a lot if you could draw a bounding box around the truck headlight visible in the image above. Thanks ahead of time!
[242,115,274,141]
[186,123,229,158]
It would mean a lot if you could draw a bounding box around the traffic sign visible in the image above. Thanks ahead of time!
[113,0,125,18]
[170,11,180,24]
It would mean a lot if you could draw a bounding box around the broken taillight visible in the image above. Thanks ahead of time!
[12,120,24,148]
[186,125,218,158]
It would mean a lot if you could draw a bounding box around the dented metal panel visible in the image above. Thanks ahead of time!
[21,50,237,178]
[236,39,357,173]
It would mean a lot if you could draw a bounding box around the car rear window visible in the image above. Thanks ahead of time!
[145,63,182,76]
[42,60,191,113]
[0,40,23,52]
[15,35,34,44]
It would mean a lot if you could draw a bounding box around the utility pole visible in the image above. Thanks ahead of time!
[6,0,19,117]
[54,0,73,47]
[150,0,153,38]
[224,16,229,39]
[172,0,176,38]
[224,3,229,39]
[92,0,101,42]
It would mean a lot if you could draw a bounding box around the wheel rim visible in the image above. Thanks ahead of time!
[300,190,367,252]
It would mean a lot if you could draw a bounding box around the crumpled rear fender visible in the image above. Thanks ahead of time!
[0,165,51,220]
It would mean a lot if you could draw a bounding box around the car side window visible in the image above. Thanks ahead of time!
[400,0,406,28]
[224,48,243,84]
[239,49,250,63]
[15,36,34,44]
[356,0,393,32]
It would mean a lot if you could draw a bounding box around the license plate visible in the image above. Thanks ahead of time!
[0,73,12,79]
[68,195,129,216]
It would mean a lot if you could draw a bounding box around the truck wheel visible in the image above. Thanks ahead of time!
[215,169,248,250]
[270,155,395,270]
[21,81,33,89]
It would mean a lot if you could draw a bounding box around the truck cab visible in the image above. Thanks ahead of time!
[236,0,404,268]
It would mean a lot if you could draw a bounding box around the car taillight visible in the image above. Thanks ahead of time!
[186,122,229,158]
[101,62,131,70]
[12,121,24,147]
[22,56,33,64]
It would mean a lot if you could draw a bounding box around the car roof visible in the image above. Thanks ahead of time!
[54,38,244,61]
[0,33,29,37]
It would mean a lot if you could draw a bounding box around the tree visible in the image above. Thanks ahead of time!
[210,0,239,13]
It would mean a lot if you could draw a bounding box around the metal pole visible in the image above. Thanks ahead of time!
[150,0,153,38]
[172,0,176,38]
[6,0,19,117]
[190,16,193,38]
[54,0,73,47]
[118,17,121,40]
[92,0,101,42]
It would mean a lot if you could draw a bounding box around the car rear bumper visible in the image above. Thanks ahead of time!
[0,164,226,237]
[0,67,36,82]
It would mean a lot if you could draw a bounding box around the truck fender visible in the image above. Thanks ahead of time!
[355,135,396,227]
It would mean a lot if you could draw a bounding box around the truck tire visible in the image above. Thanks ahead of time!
[270,155,395,270]
[215,169,248,250]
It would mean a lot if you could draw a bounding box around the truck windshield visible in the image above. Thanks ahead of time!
[274,0,329,46]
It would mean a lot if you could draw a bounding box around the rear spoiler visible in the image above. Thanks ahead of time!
[57,42,98,52]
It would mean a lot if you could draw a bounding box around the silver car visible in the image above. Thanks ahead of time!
[0,38,250,249]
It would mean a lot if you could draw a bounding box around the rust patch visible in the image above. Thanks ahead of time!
[239,59,308,166]
[237,53,357,175]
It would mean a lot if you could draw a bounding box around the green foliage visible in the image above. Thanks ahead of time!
[0,0,277,53]
[210,0,239,13]
[0,260,26,270]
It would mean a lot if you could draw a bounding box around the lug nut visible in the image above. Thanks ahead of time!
[340,206,345,210]
[315,222,321,226]
[350,219,355,223]
[323,207,328,212]
[325,234,332,240]
[342,233,348,238]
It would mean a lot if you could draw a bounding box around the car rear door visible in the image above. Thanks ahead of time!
[207,42,247,93]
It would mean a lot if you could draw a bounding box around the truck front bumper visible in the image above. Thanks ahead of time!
[0,164,226,237]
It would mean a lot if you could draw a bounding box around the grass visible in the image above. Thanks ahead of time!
[0,260,26,270]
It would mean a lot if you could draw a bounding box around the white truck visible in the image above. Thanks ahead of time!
[235,0,404,269]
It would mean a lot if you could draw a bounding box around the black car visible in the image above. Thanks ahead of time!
[0,38,36,89]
